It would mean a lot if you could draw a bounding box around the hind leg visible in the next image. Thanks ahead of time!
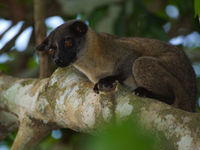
[132,56,190,110]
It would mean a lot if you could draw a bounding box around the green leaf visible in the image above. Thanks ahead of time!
[85,119,166,150]
[194,0,200,16]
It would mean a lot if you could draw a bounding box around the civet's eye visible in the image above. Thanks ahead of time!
[64,38,73,48]
[49,48,55,55]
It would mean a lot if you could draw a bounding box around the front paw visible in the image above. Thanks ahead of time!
[93,80,117,94]
[133,87,153,98]
[93,84,100,94]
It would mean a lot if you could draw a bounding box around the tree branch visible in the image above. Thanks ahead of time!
[0,22,17,39]
[0,67,200,150]
[0,22,28,55]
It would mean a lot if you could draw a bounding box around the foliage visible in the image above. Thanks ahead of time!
[85,120,159,150]
[194,0,200,17]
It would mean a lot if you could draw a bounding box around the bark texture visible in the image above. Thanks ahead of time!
[0,67,200,150]
[34,0,51,78]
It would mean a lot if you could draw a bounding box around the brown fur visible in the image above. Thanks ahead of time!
[74,28,197,112]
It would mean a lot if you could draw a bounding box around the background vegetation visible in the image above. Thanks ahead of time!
[0,0,199,149]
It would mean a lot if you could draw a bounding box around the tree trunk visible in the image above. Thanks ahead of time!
[34,0,51,78]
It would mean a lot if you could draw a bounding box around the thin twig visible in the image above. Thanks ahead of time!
[0,22,28,55]
[0,22,17,39]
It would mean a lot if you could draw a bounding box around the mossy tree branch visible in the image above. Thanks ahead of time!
[0,67,200,150]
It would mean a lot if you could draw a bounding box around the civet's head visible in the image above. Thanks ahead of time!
[36,20,88,67]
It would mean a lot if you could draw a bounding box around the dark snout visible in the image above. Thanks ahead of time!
[54,58,64,67]
[54,57,68,67]
[54,53,76,68]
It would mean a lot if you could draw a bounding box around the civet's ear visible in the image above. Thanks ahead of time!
[36,38,49,51]
[70,20,88,36]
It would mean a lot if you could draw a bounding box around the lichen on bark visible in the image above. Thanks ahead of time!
[0,66,200,150]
